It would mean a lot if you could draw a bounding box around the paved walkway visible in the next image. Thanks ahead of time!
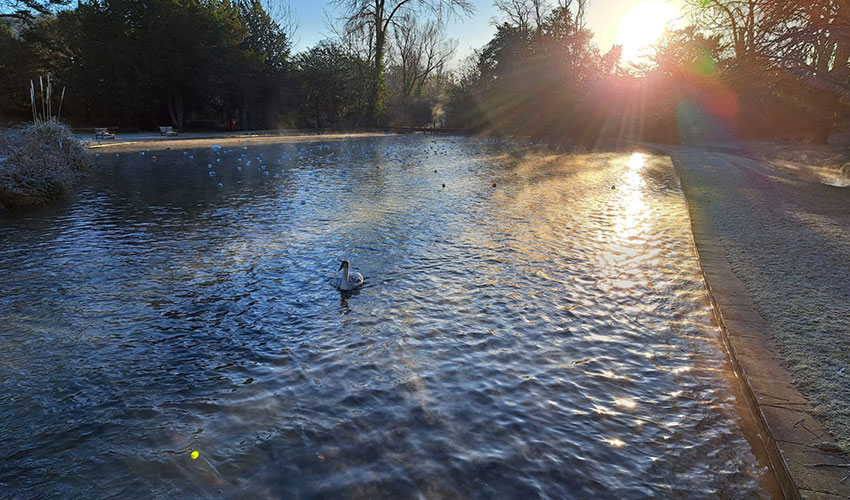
[655,145,850,499]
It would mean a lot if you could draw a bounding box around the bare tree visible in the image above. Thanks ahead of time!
[761,0,850,142]
[688,0,850,142]
[492,0,550,34]
[0,0,70,23]
[554,0,587,30]
[684,0,773,65]
[392,15,457,97]
[333,0,473,126]
[262,0,299,45]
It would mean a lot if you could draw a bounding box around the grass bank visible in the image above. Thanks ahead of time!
[711,141,850,187]
[0,120,92,210]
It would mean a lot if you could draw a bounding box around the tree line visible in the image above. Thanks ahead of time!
[2,0,850,143]
[0,0,464,130]
[448,0,850,144]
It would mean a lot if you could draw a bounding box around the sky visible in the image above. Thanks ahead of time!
[286,0,688,63]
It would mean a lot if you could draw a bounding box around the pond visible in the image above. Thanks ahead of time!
[0,136,775,498]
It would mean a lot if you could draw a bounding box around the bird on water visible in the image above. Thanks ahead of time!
[332,260,364,291]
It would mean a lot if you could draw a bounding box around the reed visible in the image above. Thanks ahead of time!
[30,74,65,123]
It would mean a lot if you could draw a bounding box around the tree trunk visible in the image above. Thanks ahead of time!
[370,15,386,128]
[167,89,184,131]
[811,91,840,144]
[240,103,248,131]
[812,119,832,144]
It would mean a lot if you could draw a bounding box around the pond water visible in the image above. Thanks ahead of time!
[0,136,774,498]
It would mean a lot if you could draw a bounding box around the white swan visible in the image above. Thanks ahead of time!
[331,260,364,291]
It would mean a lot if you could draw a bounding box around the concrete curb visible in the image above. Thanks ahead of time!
[656,145,850,500]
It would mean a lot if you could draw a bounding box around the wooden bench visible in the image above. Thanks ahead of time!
[94,128,115,139]
[159,126,179,136]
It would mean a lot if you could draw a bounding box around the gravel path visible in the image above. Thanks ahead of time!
[663,146,850,452]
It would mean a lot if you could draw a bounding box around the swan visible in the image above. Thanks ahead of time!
[331,260,364,291]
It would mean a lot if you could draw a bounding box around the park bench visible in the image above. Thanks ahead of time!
[159,126,179,136]
[94,127,115,139]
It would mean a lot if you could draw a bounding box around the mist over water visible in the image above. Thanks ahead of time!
[0,137,771,498]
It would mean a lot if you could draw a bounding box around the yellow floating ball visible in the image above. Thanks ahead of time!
[190,451,199,460]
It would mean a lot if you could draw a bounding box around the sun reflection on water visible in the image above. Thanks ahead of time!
[605,438,627,448]
[614,398,638,410]
[593,152,654,296]
[619,152,650,236]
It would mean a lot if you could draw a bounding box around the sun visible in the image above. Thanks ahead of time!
[615,1,680,64]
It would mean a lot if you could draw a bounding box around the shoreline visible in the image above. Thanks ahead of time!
[83,131,399,153]
[654,144,850,500]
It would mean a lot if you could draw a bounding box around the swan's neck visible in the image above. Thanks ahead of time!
[341,265,350,282]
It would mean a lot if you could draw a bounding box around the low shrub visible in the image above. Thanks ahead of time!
[0,120,92,210]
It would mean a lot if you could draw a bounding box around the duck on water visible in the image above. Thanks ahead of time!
[332,260,364,291]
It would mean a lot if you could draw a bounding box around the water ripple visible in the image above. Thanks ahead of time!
[0,138,771,498]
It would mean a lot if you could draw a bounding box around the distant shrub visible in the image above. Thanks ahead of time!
[0,120,92,210]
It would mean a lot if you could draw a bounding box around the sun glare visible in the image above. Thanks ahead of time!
[615,1,680,64]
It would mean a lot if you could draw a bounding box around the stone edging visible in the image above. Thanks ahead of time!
[661,147,850,500]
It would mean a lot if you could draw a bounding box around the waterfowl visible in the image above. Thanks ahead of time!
[331,260,364,291]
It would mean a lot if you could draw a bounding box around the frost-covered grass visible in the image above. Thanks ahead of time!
[671,148,850,453]
[0,120,92,210]
[747,142,849,170]
[725,142,850,187]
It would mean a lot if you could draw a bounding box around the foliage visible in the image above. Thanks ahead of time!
[2,0,850,142]
[444,2,620,142]
[296,41,367,128]
[0,22,45,123]
[1,0,293,131]
[443,0,850,144]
